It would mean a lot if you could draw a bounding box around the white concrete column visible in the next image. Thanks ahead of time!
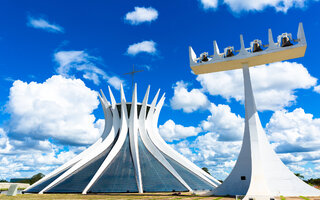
[242,63,272,199]
[212,63,320,198]
[129,84,143,193]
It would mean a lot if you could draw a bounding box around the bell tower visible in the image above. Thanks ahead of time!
[189,23,320,199]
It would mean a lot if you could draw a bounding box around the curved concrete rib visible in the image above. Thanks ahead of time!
[152,93,165,124]
[100,90,109,105]
[108,87,120,141]
[28,93,112,192]
[129,84,143,193]
[138,85,150,121]
[138,86,192,191]
[98,93,113,140]
[39,91,119,194]
[39,132,115,193]
[39,97,119,194]
[26,137,102,193]
[146,89,160,122]
[148,95,220,187]
[108,86,117,108]
[82,84,129,194]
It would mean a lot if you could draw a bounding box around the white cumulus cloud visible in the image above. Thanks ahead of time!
[168,97,320,180]
[7,75,102,145]
[159,120,201,142]
[197,62,317,111]
[173,132,241,180]
[314,85,320,93]
[166,101,244,179]
[125,7,158,25]
[0,128,12,154]
[127,40,157,56]
[266,108,320,154]
[0,125,84,180]
[198,0,317,14]
[27,16,64,33]
[54,50,123,89]
[201,103,244,141]
[199,0,218,9]
[0,128,8,148]
[223,0,310,13]
[107,76,123,90]
[0,146,78,179]
[170,81,209,113]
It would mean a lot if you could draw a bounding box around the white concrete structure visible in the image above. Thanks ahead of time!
[189,23,320,199]
[7,184,18,196]
[24,84,220,194]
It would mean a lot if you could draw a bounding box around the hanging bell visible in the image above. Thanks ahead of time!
[200,52,209,62]
[250,39,263,53]
[224,47,234,57]
[253,43,262,52]
[281,36,293,47]
[278,33,293,47]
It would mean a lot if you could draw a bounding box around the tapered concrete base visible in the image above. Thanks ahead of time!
[210,64,320,199]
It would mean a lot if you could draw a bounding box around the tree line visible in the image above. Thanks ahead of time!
[0,173,44,185]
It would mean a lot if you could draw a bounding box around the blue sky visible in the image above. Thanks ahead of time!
[1,0,320,181]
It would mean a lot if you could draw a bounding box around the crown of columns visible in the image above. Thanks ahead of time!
[25,84,220,194]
